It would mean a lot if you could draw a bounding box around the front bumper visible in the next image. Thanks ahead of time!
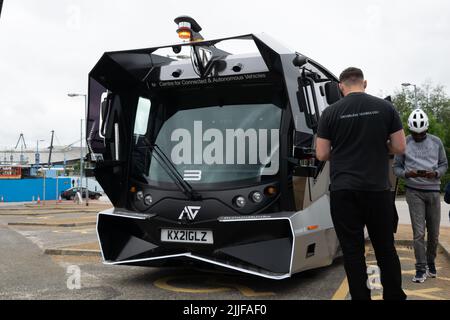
[97,195,339,279]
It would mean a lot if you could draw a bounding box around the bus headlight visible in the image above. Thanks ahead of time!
[144,194,153,206]
[251,191,263,203]
[234,196,246,208]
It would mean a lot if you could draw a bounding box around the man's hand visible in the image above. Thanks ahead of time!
[406,171,437,179]
[425,171,438,179]
[405,170,420,178]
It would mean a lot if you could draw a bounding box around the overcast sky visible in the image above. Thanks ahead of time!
[0,0,449,150]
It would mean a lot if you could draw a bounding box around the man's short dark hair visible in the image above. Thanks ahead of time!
[339,67,364,85]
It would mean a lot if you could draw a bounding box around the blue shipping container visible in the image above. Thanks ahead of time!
[0,178,72,202]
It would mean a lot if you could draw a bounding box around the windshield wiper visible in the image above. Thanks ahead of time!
[149,143,202,201]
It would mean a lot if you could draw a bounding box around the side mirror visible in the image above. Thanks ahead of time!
[324,81,342,105]
[296,77,320,131]
[100,93,114,138]
[293,55,309,67]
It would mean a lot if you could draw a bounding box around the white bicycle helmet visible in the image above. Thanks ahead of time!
[408,109,429,133]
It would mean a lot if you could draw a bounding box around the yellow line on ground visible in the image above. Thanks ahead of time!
[29,216,51,219]
[404,288,445,300]
[233,286,275,297]
[372,288,445,300]
[153,275,275,297]
[153,276,231,294]
[434,276,450,282]
[332,245,375,300]
[211,281,275,297]
[331,276,349,300]
[398,257,415,262]
[395,247,414,252]
[402,267,442,275]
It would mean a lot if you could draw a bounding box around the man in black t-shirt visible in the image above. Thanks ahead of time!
[316,67,407,300]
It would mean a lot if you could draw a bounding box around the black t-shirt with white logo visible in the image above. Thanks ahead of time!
[317,92,403,192]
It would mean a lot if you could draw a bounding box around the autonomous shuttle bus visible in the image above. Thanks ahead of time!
[87,17,349,279]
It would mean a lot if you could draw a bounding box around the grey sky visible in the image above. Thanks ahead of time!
[0,0,449,150]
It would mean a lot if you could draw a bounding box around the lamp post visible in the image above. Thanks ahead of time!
[68,93,89,206]
[38,167,47,206]
[43,168,46,205]
[35,139,44,167]
[401,83,418,109]
[53,167,65,204]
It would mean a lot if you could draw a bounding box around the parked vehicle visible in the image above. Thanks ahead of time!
[86,16,396,279]
[61,187,102,200]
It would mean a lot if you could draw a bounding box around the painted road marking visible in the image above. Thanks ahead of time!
[332,264,448,300]
[372,288,445,300]
[333,277,448,300]
[403,288,445,300]
[52,228,95,234]
[153,275,275,297]
[398,257,415,261]
[211,280,275,297]
[332,245,373,300]
[154,276,231,294]
[366,257,415,264]
[401,267,442,275]
[394,247,414,252]
[434,276,450,282]
[26,216,51,220]
[331,276,349,300]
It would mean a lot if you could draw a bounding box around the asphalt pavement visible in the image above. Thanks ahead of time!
[0,200,449,300]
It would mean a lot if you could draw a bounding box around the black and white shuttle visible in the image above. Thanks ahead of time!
[87,17,350,279]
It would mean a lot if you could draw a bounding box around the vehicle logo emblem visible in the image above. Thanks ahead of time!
[178,206,201,221]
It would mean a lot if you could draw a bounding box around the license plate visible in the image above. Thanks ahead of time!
[161,229,213,244]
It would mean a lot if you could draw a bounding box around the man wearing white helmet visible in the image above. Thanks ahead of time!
[393,108,448,283]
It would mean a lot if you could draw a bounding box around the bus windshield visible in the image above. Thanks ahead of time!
[131,89,284,189]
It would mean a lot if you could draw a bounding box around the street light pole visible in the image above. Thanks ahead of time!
[413,84,418,109]
[401,82,418,109]
[80,117,83,194]
[36,139,44,166]
[84,94,89,206]
[69,93,89,206]
[43,169,46,205]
